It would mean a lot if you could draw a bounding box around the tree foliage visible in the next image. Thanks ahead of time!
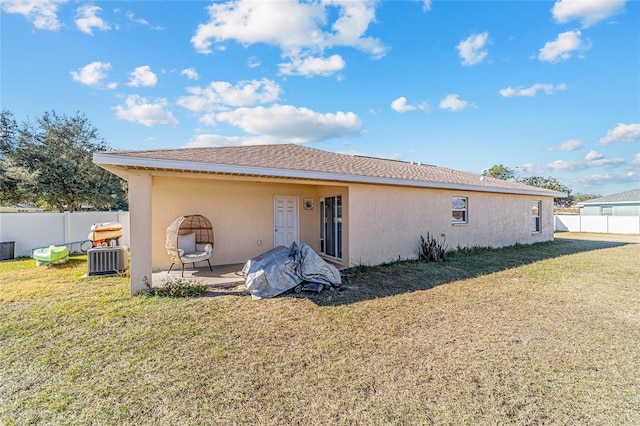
[482,164,516,181]
[484,163,579,207]
[571,193,601,206]
[0,110,127,212]
[519,175,572,207]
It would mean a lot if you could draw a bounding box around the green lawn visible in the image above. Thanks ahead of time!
[1,233,639,425]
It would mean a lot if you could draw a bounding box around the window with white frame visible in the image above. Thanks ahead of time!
[600,206,613,216]
[452,197,468,224]
[532,200,541,233]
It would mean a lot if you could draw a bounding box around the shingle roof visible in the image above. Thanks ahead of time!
[94,144,564,197]
[578,188,640,205]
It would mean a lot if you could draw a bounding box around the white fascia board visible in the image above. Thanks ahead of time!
[578,201,638,206]
[93,153,565,198]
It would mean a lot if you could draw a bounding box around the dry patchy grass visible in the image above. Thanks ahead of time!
[1,233,639,425]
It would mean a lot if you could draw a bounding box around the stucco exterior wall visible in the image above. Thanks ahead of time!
[581,204,640,216]
[150,175,327,270]
[347,184,555,267]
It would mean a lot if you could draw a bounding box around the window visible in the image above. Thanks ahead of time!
[600,206,613,216]
[452,197,468,224]
[532,200,541,233]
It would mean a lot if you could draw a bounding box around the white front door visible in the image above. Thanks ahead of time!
[274,196,299,247]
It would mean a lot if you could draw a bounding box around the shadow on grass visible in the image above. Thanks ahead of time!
[294,236,630,307]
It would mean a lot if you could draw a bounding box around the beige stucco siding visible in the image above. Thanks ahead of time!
[149,175,343,270]
[347,183,554,267]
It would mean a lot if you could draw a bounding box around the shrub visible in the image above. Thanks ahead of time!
[419,232,447,262]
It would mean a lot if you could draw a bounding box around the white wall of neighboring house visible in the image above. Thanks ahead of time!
[0,211,130,258]
[555,214,640,234]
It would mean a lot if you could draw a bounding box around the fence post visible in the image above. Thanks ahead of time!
[64,211,71,245]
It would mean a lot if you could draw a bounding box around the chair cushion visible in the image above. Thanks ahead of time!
[178,232,196,254]
[196,243,213,253]
[182,251,212,263]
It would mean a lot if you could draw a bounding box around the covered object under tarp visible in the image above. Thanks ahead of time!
[242,242,342,300]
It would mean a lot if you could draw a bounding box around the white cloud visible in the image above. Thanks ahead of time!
[552,0,626,28]
[547,160,584,171]
[177,79,281,112]
[574,172,640,186]
[190,0,385,59]
[391,97,414,113]
[75,4,110,35]
[538,30,589,63]
[585,150,604,161]
[279,54,346,77]
[185,134,264,148]
[248,56,261,68]
[528,154,626,173]
[213,104,361,143]
[181,68,199,80]
[1,0,66,30]
[390,97,429,113]
[589,158,626,167]
[70,61,112,86]
[127,65,158,87]
[113,95,179,127]
[598,123,640,145]
[549,138,583,151]
[547,157,625,171]
[439,94,472,111]
[185,104,362,147]
[421,0,432,12]
[456,32,489,66]
[632,153,640,166]
[500,83,568,98]
[124,11,163,30]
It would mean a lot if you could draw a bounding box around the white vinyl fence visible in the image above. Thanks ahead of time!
[0,211,130,258]
[555,214,640,234]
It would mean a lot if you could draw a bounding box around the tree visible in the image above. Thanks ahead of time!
[571,193,601,206]
[483,164,516,181]
[0,110,128,212]
[520,176,572,207]
[0,110,24,205]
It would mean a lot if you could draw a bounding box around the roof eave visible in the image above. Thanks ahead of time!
[577,200,639,206]
[93,153,564,198]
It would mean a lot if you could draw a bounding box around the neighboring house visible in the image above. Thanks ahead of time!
[93,144,565,295]
[0,204,44,213]
[577,188,640,216]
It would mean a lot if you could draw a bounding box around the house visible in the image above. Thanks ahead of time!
[577,188,640,216]
[93,144,565,295]
[0,204,44,213]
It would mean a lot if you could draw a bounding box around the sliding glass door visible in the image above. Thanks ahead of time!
[319,195,342,259]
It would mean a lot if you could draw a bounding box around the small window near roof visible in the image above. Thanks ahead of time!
[532,200,541,233]
[601,206,613,216]
[452,197,468,224]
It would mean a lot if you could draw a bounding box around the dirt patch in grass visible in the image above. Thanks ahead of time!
[1,233,639,425]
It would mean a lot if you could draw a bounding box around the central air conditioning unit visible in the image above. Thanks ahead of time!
[88,246,129,276]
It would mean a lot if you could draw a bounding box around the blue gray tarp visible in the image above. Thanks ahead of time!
[242,242,342,300]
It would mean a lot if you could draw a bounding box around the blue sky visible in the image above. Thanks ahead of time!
[2,0,639,196]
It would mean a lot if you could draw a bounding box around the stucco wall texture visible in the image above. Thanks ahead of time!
[150,174,349,270]
[145,173,554,272]
[348,184,554,266]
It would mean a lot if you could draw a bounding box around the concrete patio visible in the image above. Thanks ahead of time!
[152,263,247,292]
